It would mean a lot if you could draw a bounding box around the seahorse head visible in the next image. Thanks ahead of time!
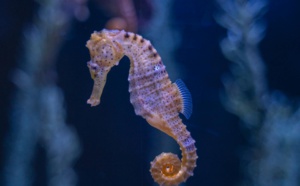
[86,30,124,106]
[86,30,124,77]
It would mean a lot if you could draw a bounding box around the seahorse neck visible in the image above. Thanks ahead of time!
[111,30,155,70]
[123,43,148,69]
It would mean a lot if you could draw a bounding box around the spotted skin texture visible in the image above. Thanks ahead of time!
[86,29,197,186]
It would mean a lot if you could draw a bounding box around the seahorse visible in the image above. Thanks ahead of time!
[86,29,198,186]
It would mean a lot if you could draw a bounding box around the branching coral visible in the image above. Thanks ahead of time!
[216,0,300,185]
[3,0,82,185]
[216,0,268,129]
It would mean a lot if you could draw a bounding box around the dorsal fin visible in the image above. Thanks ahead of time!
[175,79,193,119]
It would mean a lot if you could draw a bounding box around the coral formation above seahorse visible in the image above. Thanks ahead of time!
[86,29,197,186]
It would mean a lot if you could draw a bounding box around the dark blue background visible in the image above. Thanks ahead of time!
[1,0,300,185]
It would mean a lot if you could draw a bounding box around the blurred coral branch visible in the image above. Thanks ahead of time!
[3,0,83,185]
[216,0,268,129]
[217,0,300,185]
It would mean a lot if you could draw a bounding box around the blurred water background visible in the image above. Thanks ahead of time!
[1,0,300,185]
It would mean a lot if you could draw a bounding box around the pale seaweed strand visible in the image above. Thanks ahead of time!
[3,0,83,185]
[216,0,300,186]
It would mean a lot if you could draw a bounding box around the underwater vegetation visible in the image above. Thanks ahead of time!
[2,0,83,185]
[217,0,300,185]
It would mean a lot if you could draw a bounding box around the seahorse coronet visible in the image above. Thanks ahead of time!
[86,29,197,186]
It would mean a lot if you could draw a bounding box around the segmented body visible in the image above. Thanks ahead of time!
[86,29,197,186]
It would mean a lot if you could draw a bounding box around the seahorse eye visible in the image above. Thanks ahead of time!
[87,61,100,79]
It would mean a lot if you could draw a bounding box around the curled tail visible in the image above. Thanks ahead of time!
[149,119,198,186]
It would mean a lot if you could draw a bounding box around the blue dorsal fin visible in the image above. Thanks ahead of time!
[175,79,193,119]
